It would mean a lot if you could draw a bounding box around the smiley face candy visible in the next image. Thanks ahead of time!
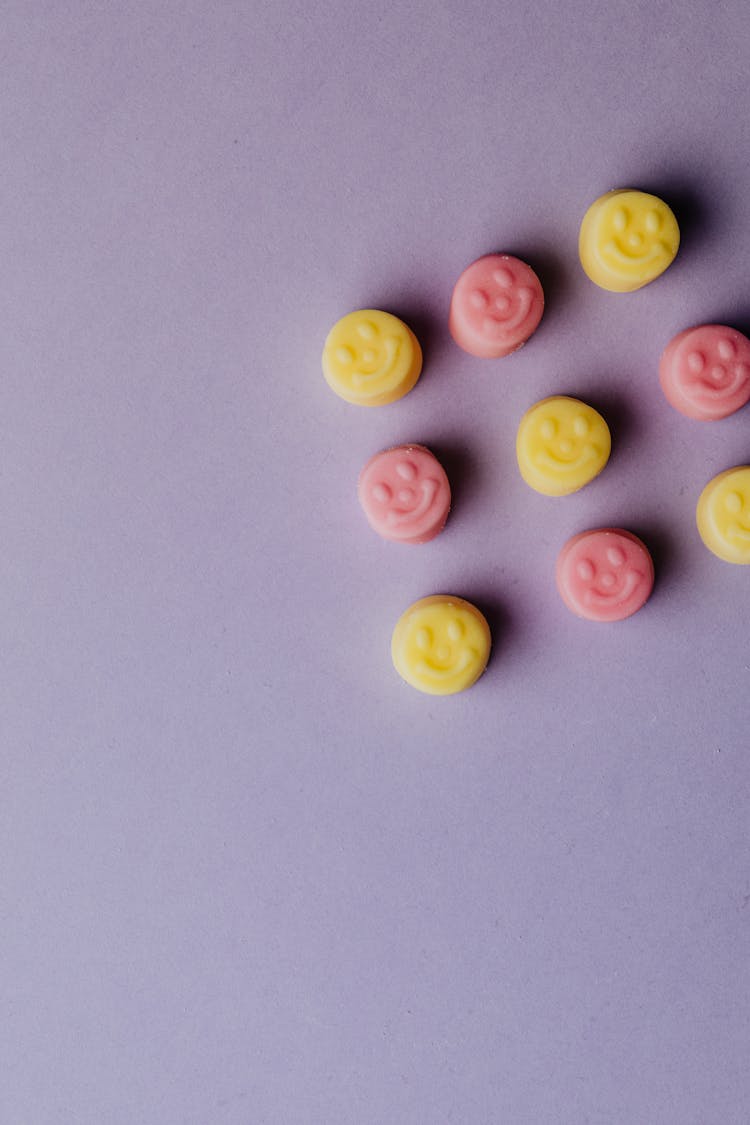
[322,310,422,406]
[516,396,611,496]
[358,445,451,544]
[556,529,654,622]
[697,466,750,564]
[659,325,750,421]
[391,596,491,695]
[579,190,680,292]
[449,254,544,358]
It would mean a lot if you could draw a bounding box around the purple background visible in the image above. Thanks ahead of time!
[3,3,750,1122]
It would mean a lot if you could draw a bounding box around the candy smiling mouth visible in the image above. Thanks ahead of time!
[416,649,478,680]
[481,287,534,336]
[386,479,439,532]
[692,368,749,400]
[535,444,598,473]
[727,522,750,542]
[602,239,671,269]
[351,337,400,386]
[583,571,641,609]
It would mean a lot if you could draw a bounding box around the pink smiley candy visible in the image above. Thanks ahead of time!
[449,254,544,358]
[556,529,654,622]
[358,445,451,544]
[659,324,750,420]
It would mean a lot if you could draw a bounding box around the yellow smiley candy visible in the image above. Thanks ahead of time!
[697,466,750,564]
[579,189,680,292]
[391,595,491,696]
[322,309,422,406]
[516,396,611,496]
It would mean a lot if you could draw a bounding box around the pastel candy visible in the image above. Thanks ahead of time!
[449,254,544,358]
[697,466,750,564]
[516,395,611,496]
[358,445,451,544]
[579,189,680,292]
[391,595,491,696]
[659,324,750,420]
[322,309,422,406]
[556,529,654,622]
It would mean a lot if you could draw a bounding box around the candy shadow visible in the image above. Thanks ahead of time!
[627,524,680,602]
[503,246,571,325]
[380,303,446,373]
[724,309,750,339]
[570,387,640,463]
[669,306,750,335]
[423,440,484,517]
[461,592,515,670]
[637,177,709,251]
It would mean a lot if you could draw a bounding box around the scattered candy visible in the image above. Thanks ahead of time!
[516,395,611,496]
[659,324,750,420]
[315,183,749,693]
[322,309,422,406]
[391,595,491,695]
[697,466,750,564]
[358,445,451,544]
[449,254,544,358]
[556,529,654,621]
[579,189,680,292]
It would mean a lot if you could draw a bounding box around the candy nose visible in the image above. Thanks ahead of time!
[559,439,573,455]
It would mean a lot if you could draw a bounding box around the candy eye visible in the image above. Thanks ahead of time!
[357,321,377,341]
[446,618,464,642]
[606,546,626,567]
[645,210,661,234]
[335,346,354,365]
[687,350,705,374]
[540,418,557,441]
[396,461,417,481]
[717,337,736,361]
[576,559,595,582]
[573,415,590,438]
[725,490,743,515]
[415,627,433,652]
[492,268,514,288]
[613,207,628,233]
[372,483,392,504]
[469,288,489,309]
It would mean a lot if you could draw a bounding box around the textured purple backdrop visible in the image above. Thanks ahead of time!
[2,2,750,1122]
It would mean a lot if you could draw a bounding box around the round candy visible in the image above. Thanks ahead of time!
[556,529,654,622]
[696,466,750,564]
[659,324,750,420]
[449,254,544,358]
[358,445,451,544]
[516,395,611,496]
[579,189,680,292]
[391,595,491,696]
[322,310,422,406]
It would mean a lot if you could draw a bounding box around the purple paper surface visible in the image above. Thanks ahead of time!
[2,2,750,1122]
